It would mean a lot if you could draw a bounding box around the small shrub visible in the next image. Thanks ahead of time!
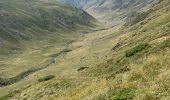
[126,43,150,57]
[109,88,135,100]
[38,75,55,82]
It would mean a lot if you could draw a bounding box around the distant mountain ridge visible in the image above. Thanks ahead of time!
[64,0,159,25]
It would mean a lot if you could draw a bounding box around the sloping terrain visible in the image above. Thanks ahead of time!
[0,0,98,95]
[0,0,169,99]
[0,0,170,100]
[0,0,97,74]
[64,0,159,25]
[0,0,97,57]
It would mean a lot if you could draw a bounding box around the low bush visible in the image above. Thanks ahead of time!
[126,43,150,57]
[38,75,55,82]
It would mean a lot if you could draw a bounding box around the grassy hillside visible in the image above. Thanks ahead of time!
[0,0,97,57]
[0,0,98,74]
[0,0,169,99]
[0,0,98,95]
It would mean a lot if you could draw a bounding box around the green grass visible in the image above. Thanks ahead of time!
[109,88,136,100]
[125,43,150,57]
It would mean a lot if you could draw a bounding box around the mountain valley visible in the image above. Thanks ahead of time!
[0,0,170,99]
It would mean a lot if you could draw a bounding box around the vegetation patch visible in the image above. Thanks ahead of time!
[109,88,135,100]
[126,43,150,57]
[38,75,55,82]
